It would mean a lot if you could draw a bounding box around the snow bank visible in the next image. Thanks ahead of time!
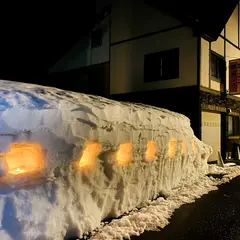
[91,165,240,240]
[0,80,212,240]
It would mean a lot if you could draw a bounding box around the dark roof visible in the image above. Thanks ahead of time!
[147,0,239,41]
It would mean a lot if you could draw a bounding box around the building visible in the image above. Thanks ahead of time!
[48,2,110,97]
[49,0,240,162]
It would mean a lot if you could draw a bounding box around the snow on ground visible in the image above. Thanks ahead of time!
[90,164,240,240]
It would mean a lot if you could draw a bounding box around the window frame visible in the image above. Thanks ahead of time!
[144,48,179,83]
[210,51,225,83]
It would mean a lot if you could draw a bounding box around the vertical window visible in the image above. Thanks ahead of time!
[210,52,225,82]
[233,116,240,135]
[144,48,179,82]
[228,115,233,135]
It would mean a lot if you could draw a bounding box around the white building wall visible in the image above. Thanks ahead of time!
[110,0,198,95]
[201,111,221,162]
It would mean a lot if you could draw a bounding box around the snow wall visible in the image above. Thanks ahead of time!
[0,80,212,240]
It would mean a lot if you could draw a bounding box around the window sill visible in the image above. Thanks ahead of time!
[211,76,221,83]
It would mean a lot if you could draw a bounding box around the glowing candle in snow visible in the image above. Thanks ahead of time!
[4,142,45,175]
[12,168,25,174]
[146,140,157,161]
[116,143,133,166]
[79,141,101,170]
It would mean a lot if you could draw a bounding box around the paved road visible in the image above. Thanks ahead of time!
[131,176,240,240]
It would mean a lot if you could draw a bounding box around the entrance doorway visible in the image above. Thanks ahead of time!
[201,111,221,162]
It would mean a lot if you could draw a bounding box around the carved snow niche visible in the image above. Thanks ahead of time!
[4,142,45,175]
[145,140,157,161]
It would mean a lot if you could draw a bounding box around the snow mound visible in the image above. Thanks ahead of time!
[0,80,212,240]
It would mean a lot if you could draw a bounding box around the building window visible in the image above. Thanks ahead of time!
[144,48,179,82]
[91,29,102,48]
[228,116,233,135]
[233,116,240,135]
[210,52,225,82]
[228,115,240,136]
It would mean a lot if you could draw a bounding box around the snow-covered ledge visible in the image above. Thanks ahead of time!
[0,80,212,239]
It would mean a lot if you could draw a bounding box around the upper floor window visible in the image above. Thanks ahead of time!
[210,52,225,82]
[91,29,102,48]
[144,48,179,82]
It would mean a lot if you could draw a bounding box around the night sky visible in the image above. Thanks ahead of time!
[0,2,96,83]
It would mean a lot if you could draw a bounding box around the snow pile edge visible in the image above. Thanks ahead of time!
[90,165,240,240]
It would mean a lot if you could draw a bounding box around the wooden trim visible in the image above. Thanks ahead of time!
[108,0,112,98]
[197,36,201,87]
[197,36,201,139]
[110,24,185,46]
[238,3,240,48]
[220,35,240,51]
[209,42,211,88]
[211,76,221,83]
[211,50,224,59]
[200,86,221,95]
[224,26,227,94]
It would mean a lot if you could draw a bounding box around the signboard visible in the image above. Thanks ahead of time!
[201,104,226,112]
[229,59,240,95]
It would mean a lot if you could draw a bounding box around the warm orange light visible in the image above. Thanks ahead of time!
[146,140,157,161]
[116,142,133,166]
[4,142,45,175]
[168,138,177,158]
[78,141,101,170]
[181,139,187,155]
[11,168,25,175]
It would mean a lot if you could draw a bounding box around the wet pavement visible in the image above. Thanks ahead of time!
[131,176,240,240]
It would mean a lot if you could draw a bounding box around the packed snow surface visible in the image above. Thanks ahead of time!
[0,80,212,240]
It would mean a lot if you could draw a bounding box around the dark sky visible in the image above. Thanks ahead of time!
[148,0,239,41]
[0,2,96,82]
